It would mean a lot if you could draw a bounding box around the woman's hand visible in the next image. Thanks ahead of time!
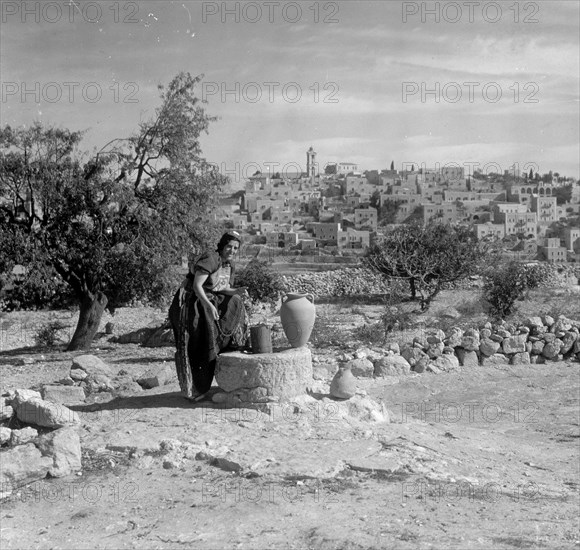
[235,286,249,297]
[209,303,220,321]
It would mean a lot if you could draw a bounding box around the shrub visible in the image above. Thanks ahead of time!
[34,320,69,347]
[235,259,284,305]
[483,261,551,318]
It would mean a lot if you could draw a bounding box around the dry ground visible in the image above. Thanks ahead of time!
[1,288,579,549]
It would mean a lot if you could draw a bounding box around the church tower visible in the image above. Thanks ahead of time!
[306,146,317,179]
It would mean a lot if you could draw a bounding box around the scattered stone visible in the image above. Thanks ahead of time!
[70,369,88,381]
[57,377,75,386]
[496,329,511,339]
[489,334,504,343]
[112,377,143,396]
[426,363,441,374]
[10,427,38,446]
[41,385,86,405]
[542,333,556,343]
[143,326,174,348]
[442,346,455,354]
[480,328,492,339]
[136,363,175,389]
[35,427,81,477]
[373,356,411,377]
[542,315,555,328]
[385,342,400,355]
[348,358,374,378]
[105,322,115,334]
[15,398,80,428]
[444,327,463,347]
[526,316,544,329]
[426,342,444,359]
[511,352,531,365]
[412,357,430,373]
[71,355,114,377]
[456,349,479,367]
[0,443,53,490]
[112,327,154,345]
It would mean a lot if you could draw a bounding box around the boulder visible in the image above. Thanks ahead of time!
[560,332,578,355]
[112,327,154,345]
[0,443,53,491]
[432,354,460,371]
[456,349,479,367]
[136,363,176,389]
[35,427,82,477]
[15,398,80,428]
[10,427,38,446]
[531,340,545,355]
[71,355,114,378]
[502,335,527,354]
[426,342,444,359]
[373,356,411,377]
[444,327,463,347]
[6,389,42,406]
[542,333,556,344]
[542,341,563,360]
[542,315,555,328]
[347,358,374,378]
[143,326,174,348]
[41,385,86,405]
[479,338,500,357]
[460,335,480,351]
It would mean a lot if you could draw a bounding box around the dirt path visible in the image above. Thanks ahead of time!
[1,359,578,549]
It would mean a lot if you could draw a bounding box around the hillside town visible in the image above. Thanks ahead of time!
[216,147,580,264]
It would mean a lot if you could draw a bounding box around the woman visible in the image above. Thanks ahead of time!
[169,231,249,401]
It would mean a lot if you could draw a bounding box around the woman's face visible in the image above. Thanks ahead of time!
[220,239,239,261]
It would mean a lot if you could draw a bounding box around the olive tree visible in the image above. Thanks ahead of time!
[0,72,226,349]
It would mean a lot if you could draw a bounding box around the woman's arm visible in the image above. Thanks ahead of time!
[216,286,248,297]
[193,272,220,321]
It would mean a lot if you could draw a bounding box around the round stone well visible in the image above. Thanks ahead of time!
[214,347,313,405]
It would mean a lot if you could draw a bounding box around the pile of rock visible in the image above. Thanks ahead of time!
[0,354,177,498]
[0,389,82,498]
[316,314,579,379]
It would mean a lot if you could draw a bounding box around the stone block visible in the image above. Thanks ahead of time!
[456,349,479,367]
[373,356,411,377]
[35,427,82,477]
[41,385,86,405]
[71,355,114,377]
[215,347,313,402]
[136,363,175,389]
[348,358,374,378]
[15,398,80,428]
[502,335,527,354]
[0,443,53,491]
[560,332,578,355]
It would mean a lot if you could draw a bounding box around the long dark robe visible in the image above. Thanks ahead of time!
[168,254,247,398]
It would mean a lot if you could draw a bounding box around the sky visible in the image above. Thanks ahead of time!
[1,0,579,186]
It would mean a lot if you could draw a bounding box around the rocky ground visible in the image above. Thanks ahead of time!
[1,290,579,549]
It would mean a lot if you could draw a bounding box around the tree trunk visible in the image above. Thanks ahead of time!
[409,278,417,300]
[67,291,108,351]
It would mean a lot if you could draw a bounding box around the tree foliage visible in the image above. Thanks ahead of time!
[366,222,492,310]
[0,72,226,349]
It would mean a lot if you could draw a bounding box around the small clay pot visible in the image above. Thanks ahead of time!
[330,365,356,399]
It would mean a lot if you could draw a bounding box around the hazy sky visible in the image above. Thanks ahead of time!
[1,0,579,184]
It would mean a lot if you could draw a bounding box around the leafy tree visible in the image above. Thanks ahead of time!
[370,190,381,209]
[528,168,534,179]
[390,160,395,171]
[0,72,226,350]
[324,163,337,175]
[552,184,573,205]
[366,222,492,310]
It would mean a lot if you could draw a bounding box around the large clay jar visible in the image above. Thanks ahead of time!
[280,293,316,348]
[330,365,356,399]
